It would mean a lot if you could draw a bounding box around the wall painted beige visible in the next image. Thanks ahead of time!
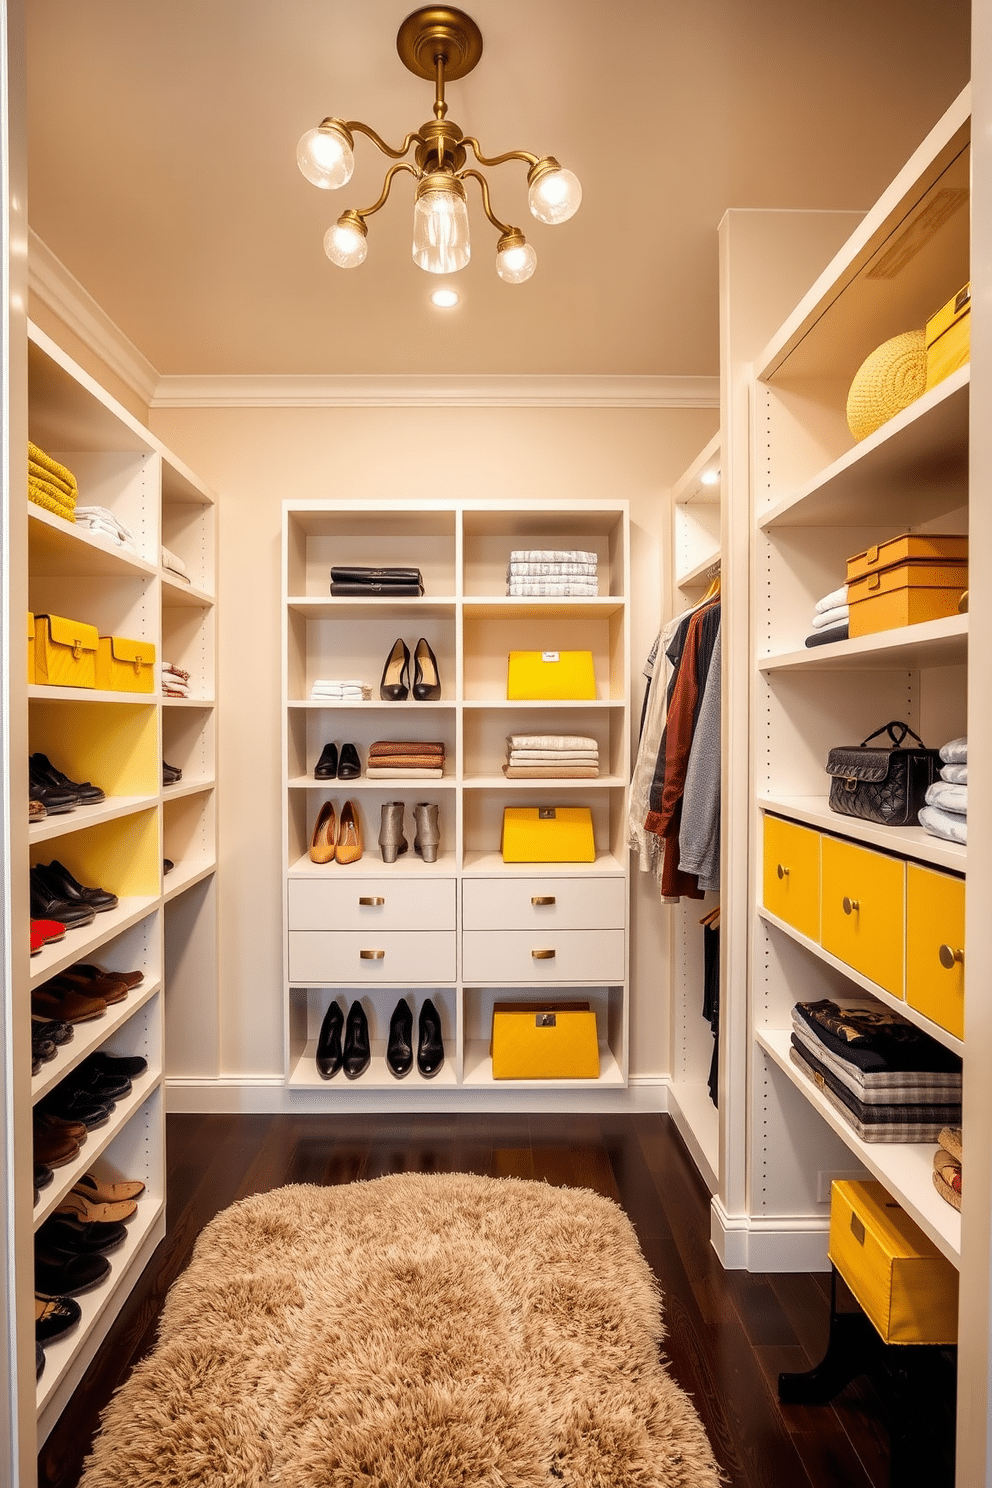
[150,403,717,1090]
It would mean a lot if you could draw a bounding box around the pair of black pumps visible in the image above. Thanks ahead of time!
[316,996,444,1080]
[313,741,360,780]
[379,638,441,702]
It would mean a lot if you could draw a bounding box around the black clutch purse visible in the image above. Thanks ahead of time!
[825,721,940,827]
[329,567,423,585]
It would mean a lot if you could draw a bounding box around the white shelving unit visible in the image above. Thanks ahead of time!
[282,500,630,1094]
[12,325,218,1451]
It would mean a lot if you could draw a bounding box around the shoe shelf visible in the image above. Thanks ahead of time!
[288,776,459,791]
[286,1041,460,1090]
[29,900,161,988]
[31,977,162,1105]
[161,694,217,708]
[29,794,159,843]
[163,860,216,904]
[161,574,214,608]
[161,776,216,802]
[287,851,459,878]
[287,596,458,620]
[759,796,968,873]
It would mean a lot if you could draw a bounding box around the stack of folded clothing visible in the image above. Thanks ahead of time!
[503,733,599,778]
[919,736,967,845]
[162,663,191,699]
[790,997,962,1142]
[506,550,599,597]
[366,741,445,778]
[309,679,372,702]
[161,545,191,583]
[933,1126,962,1210]
[804,585,849,647]
[75,506,137,552]
[329,567,424,597]
[28,441,77,523]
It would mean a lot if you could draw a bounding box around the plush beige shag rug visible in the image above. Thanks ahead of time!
[79,1173,722,1487]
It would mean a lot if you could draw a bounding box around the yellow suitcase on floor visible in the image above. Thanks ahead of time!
[491,1002,600,1079]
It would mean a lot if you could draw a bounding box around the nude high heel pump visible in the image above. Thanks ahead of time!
[335,800,364,865]
[309,801,338,864]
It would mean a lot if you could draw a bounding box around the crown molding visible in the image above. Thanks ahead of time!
[27,232,719,411]
[28,230,160,407]
[150,373,720,409]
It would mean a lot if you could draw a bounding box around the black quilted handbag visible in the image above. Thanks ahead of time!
[825,721,941,826]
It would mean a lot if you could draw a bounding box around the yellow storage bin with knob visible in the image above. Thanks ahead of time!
[762,814,820,941]
[33,612,98,689]
[820,836,904,996]
[95,634,156,694]
[905,864,965,1039]
[490,1001,600,1080]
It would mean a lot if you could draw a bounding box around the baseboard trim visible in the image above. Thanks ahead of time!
[164,1075,670,1116]
[710,1197,830,1272]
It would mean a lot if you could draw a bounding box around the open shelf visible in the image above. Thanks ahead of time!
[461,1039,624,1088]
[29,794,159,844]
[758,613,967,672]
[31,978,161,1104]
[287,1041,459,1090]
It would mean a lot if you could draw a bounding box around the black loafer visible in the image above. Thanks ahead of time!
[79,1050,147,1079]
[36,1292,81,1344]
[314,742,338,779]
[386,998,414,1078]
[29,876,96,929]
[316,1001,344,1078]
[30,753,105,803]
[337,742,361,779]
[342,1001,371,1080]
[36,861,118,913]
[37,1214,128,1256]
[35,1251,110,1297]
[417,997,445,1078]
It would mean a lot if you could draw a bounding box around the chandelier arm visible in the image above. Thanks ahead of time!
[460,169,512,235]
[462,137,539,170]
[355,161,421,220]
[345,121,423,161]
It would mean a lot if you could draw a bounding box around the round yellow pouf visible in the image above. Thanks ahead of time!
[846,328,927,441]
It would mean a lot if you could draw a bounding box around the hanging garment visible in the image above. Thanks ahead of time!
[703,919,720,1106]
[680,627,722,893]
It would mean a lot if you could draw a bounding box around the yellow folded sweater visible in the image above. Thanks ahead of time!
[28,440,78,495]
[28,475,75,522]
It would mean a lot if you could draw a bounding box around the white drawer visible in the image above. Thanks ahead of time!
[462,929,625,984]
[288,930,456,984]
[288,877,456,932]
[462,877,626,931]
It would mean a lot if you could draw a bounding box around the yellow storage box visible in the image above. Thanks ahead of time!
[491,1001,600,1080]
[33,613,98,689]
[926,283,970,391]
[848,561,969,637]
[501,806,596,863]
[507,649,596,700]
[96,635,156,693]
[27,612,34,683]
[846,532,968,584]
[829,1179,958,1345]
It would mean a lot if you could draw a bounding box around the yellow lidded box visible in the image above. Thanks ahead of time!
[846,532,968,584]
[34,613,98,689]
[27,612,34,683]
[491,1001,600,1080]
[95,635,156,693]
[829,1179,958,1345]
[501,806,596,863]
[507,649,596,700]
[926,283,970,391]
[847,560,969,637]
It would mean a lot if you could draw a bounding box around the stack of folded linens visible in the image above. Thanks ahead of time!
[804,584,849,647]
[330,567,424,597]
[503,733,599,779]
[506,550,599,597]
[933,1126,962,1210]
[76,505,137,552]
[919,736,967,845]
[162,662,191,698]
[790,997,961,1143]
[309,679,372,701]
[366,741,445,778]
[29,441,77,524]
[161,545,190,583]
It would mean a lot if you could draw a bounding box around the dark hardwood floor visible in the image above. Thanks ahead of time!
[38,1112,907,1487]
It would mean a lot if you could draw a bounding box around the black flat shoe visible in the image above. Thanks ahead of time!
[35,1250,110,1298]
[37,860,118,913]
[35,1293,81,1344]
[417,997,445,1078]
[386,998,414,1078]
[29,874,96,929]
[380,638,410,702]
[314,742,338,779]
[413,638,441,701]
[316,1001,344,1078]
[342,1001,371,1080]
[337,742,361,779]
[37,1214,128,1255]
[30,753,105,803]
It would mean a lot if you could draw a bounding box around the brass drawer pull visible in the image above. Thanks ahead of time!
[360,949,385,960]
[776,864,789,880]
[531,896,556,906]
[358,896,385,906]
[531,949,556,960]
[939,944,964,969]
[842,897,859,916]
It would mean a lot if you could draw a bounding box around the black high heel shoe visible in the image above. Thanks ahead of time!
[380,639,411,702]
[316,1001,343,1078]
[342,1001,371,1079]
[413,638,441,701]
[417,997,445,1078]
[386,997,414,1078]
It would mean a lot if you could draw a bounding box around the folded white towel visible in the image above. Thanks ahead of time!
[507,562,598,578]
[811,604,850,629]
[814,585,848,614]
[941,763,968,784]
[508,735,598,751]
[507,581,599,596]
[365,767,444,778]
[925,781,967,814]
[940,736,967,764]
[508,750,599,763]
[919,804,967,845]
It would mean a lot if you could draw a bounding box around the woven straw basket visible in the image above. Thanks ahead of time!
[846,328,927,441]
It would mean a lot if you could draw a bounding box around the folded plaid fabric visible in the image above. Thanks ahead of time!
[791,1039,960,1125]
[507,581,599,596]
[793,999,962,1074]
[789,1046,957,1142]
[790,1026,962,1105]
[509,549,597,565]
[507,561,598,578]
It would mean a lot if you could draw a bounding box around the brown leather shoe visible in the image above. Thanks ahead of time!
[71,963,144,991]
[31,986,108,1023]
[33,1112,82,1168]
[47,971,129,1006]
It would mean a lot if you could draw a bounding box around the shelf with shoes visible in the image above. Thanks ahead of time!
[286,988,458,1089]
[460,985,626,1089]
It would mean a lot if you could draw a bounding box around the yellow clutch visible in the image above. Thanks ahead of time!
[491,1002,600,1080]
[501,806,595,863]
[506,649,596,700]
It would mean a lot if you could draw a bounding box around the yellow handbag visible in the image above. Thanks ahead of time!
[506,649,596,700]
[95,635,156,693]
[34,613,99,689]
[27,613,35,683]
[926,283,970,391]
[491,1002,600,1079]
[501,805,595,863]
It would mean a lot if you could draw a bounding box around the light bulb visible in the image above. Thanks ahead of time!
[528,165,582,225]
[297,122,354,190]
[324,217,368,268]
[431,288,460,308]
[496,237,537,285]
[700,469,720,487]
[412,175,471,274]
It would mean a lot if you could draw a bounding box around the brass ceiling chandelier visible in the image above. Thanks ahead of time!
[296,6,582,284]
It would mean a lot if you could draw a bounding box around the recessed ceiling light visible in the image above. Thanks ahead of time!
[431,288,459,308]
[700,468,720,487]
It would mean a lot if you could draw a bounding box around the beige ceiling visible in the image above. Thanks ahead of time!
[25,0,970,380]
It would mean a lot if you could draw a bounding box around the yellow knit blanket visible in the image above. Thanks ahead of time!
[28,440,78,494]
[28,476,75,522]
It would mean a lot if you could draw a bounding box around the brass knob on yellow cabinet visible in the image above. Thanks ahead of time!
[531,896,556,905]
[842,897,859,916]
[938,944,964,969]
[776,864,789,880]
[531,949,556,960]
[358,896,385,906]
[360,949,385,960]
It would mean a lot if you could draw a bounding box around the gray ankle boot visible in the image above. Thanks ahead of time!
[413,802,440,863]
[378,801,408,863]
